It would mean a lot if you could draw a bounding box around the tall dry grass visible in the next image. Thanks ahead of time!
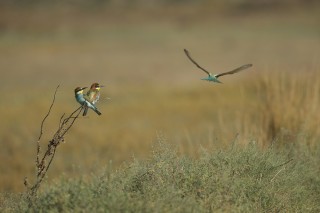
[256,70,320,146]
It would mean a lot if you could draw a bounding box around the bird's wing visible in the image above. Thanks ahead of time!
[215,64,253,78]
[86,90,94,102]
[83,94,92,102]
[86,90,101,105]
[92,93,100,105]
[184,49,211,75]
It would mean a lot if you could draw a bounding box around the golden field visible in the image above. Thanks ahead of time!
[0,2,320,192]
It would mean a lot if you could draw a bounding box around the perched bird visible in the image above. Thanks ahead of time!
[83,83,104,116]
[87,83,104,104]
[184,49,252,83]
[74,87,101,116]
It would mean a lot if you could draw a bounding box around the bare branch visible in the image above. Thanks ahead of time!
[36,85,60,172]
[270,159,293,183]
[273,158,293,169]
[270,167,285,182]
[27,86,85,198]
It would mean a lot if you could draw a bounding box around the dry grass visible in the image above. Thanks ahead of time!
[256,71,320,145]
[0,4,319,192]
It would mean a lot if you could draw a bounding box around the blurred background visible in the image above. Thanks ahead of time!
[0,0,319,192]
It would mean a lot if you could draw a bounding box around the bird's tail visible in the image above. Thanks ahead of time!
[83,105,89,116]
[85,101,102,116]
[93,107,102,116]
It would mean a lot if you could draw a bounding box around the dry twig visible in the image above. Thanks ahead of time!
[270,158,293,183]
[26,85,84,197]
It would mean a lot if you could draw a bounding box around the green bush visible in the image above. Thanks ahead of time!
[3,140,320,212]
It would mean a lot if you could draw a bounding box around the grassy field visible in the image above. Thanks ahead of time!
[2,141,320,212]
[0,2,320,210]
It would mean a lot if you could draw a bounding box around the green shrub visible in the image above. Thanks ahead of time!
[3,140,320,212]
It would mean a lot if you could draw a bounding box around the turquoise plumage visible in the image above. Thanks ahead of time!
[74,87,101,116]
[184,49,252,83]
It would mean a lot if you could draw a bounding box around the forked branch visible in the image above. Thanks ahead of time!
[25,85,83,197]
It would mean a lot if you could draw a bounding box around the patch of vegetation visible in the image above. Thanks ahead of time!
[3,140,319,212]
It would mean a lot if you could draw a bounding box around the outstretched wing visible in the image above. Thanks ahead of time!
[184,49,211,75]
[215,64,253,78]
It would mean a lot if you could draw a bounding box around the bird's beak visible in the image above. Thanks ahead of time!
[100,85,105,88]
[81,87,88,90]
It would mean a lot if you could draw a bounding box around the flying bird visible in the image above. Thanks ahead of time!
[184,49,252,83]
[74,87,101,116]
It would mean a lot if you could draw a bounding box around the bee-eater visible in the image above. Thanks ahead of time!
[184,49,253,83]
[87,83,104,104]
[83,83,104,116]
[74,87,102,116]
